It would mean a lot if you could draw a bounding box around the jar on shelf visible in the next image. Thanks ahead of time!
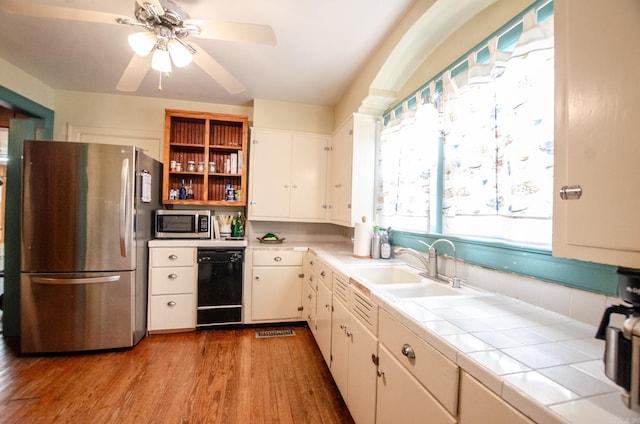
[187,161,196,172]
[209,162,216,173]
[175,162,182,172]
[197,162,205,172]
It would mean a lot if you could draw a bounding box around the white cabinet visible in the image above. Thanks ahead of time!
[459,371,533,424]
[249,250,304,322]
[378,311,459,422]
[376,344,456,424]
[328,114,378,226]
[553,0,640,267]
[248,128,329,222]
[148,247,197,333]
[330,274,379,424]
[304,253,333,365]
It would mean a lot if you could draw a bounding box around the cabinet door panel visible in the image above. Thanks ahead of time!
[330,297,350,398]
[249,130,291,218]
[251,266,302,320]
[553,0,640,266]
[316,280,332,365]
[347,313,378,424]
[290,134,328,219]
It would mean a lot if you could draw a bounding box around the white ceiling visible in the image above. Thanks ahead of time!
[0,0,416,107]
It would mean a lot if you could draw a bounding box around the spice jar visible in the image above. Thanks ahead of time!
[197,162,205,172]
[209,162,216,173]
[187,161,196,172]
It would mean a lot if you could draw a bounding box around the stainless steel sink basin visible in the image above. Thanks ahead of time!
[350,265,424,285]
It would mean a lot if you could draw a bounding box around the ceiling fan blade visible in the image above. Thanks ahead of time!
[136,0,164,17]
[0,0,124,25]
[116,54,151,92]
[187,20,276,46]
[190,42,245,94]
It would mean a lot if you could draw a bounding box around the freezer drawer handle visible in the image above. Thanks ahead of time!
[31,275,121,285]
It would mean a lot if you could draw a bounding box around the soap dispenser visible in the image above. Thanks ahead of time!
[380,229,391,259]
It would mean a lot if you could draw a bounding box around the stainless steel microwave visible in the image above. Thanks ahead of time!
[155,210,211,239]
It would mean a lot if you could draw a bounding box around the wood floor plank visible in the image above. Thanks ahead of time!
[0,326,354,424]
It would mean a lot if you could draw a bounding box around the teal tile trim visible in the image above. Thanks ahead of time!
[389,230,618,297]
[0,85,54,130]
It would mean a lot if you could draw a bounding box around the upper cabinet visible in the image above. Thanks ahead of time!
[248,128,329,221]
[553,0,640,267]
[162,109,248,206]
[328,113,377,226]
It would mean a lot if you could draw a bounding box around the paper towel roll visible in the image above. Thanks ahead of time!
[353,221,373,258]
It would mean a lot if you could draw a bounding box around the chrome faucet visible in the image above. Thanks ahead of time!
[393,247,431,278]
[417,239,461,288]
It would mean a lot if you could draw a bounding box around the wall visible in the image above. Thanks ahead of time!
[253,99,333,134]
[0,58,55,110]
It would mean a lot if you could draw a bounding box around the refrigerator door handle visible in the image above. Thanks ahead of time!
[31,275,121,285]
[120,158,130,258]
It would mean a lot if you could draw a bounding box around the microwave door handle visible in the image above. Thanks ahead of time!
[31,275,121,285]
[120,158,130,257]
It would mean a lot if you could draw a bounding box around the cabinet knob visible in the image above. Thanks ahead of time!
[168,254,178,260]
[308,294,313,300]
[292,184,298,188]
[377,369,385,378]
[255,276,260,281]
[273,256,282,262]
[168,273,177,279]
[401,344,416,359]
[559,185,583,200]
[320,271,326,277]
[167,301,176,307]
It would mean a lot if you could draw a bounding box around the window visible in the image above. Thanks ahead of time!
[376,0,554,246]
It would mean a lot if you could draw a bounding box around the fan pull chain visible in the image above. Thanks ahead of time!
[157,72,170,91]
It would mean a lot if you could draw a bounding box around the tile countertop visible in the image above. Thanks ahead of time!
[304,243,640,424]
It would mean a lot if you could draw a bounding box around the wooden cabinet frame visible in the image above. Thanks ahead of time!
[163,109,248,206]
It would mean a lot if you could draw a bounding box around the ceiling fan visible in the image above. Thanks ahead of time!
[0,0,276,94]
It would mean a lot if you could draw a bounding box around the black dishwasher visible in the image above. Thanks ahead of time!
[197,249,244,328]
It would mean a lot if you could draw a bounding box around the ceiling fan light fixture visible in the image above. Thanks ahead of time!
[128,31,156,57]
[151,47,172,73]
[168,39,192,67]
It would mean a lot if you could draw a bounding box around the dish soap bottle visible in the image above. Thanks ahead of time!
[380,229,391,259]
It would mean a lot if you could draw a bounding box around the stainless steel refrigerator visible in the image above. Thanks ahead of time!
[20,140,161,353]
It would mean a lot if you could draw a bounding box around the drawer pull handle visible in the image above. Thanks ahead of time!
[320,271,326,277]
[168,273,177,279]
[377,369,385,378]
[167,301,177,307]
[273,256,282,262]
[168,254,178,260]
[401,344,416,359]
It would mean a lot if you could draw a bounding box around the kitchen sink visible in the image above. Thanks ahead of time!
[349,265,424,285]
[381,282,480,298]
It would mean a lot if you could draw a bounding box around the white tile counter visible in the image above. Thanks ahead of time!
[305,243,640,424]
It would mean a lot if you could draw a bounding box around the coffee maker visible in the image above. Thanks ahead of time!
[596,267,640,411]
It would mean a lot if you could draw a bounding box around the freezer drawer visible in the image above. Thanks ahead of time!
[20,271,136,353]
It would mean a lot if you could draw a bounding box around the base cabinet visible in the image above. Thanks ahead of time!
[148,247,197,333]
[249,250,303,322]
[376,345,455,424]
[330,275,378,424]
[459,371,534,424]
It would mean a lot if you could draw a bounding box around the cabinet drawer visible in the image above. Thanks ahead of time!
[378,309,459,416]
[315,259,332,286]
[253,250,303,266]
[149,293,195,331]
[150,267,195,295]
[150,247,196,267]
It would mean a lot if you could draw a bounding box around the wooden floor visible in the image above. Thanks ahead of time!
[0,325,354,424]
